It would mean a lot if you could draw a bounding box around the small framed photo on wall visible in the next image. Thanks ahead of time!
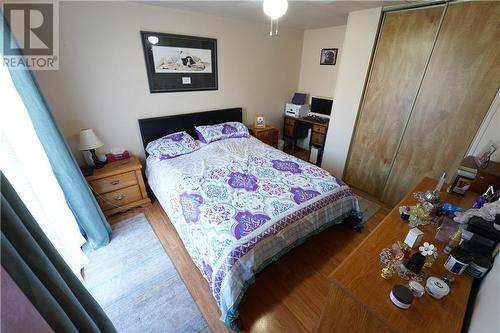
[320,48,338,65]
[254,113,266,128]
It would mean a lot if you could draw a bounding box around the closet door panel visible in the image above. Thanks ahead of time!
[344,6,445,196]
[381,1,500,205]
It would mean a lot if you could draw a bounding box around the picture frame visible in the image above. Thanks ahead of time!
[254,113,266,128]
[449,174,474,195]
[320,48,338,65]
[140,31,218,93]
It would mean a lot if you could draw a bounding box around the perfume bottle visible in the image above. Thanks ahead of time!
[443,228,462,254]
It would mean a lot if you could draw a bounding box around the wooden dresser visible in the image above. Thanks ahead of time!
[317,178,476,333]
[249,126,279,148]
[85,157,151,216]
[461,156,500,193]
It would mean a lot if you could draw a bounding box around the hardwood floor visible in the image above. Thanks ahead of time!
[108,193,391,332]
[283,146,310,162]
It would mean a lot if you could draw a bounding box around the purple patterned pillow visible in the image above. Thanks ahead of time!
[195,122,249,144]
[146,131,200,160]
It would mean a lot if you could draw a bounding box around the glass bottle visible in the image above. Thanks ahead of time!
[424,255,435,268]
[443,228,462,254]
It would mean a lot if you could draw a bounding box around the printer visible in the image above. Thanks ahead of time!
[285,103,310,118]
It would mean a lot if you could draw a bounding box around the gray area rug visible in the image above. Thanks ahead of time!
[83,213,210,333]
[82,198,378,332]
[357,196,381,222]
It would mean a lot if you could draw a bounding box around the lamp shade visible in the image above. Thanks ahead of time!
[79,129,104,151]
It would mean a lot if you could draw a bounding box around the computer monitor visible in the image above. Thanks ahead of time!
[310,97,333,118]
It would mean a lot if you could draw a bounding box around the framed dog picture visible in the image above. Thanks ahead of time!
[141,31,218,93]
[254,113,266,128]
[320,48,338,65]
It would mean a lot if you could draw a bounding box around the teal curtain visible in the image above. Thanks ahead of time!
[1,172,117,333]
[1,14,110,248]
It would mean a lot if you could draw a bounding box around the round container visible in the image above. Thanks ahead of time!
[444,248,471,275]
[407,280,425,298]
[389,285,414,309]
[425,276,450,299]
[465,253,492,278]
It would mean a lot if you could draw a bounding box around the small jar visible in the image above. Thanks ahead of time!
[465,253,492,278]
[389,285,414,309]
[426,276,450,299]
[407,280,425,298]
[444,248,471,275]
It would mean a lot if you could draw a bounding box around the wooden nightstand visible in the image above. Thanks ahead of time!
[85,156,151,216]
[249,126,279,148]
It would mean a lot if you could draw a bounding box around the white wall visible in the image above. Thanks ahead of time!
[320,7,382,177]
[33,2,303,163]
[468,254,499,332]
[467,88,500,163]
[298,25,346,100]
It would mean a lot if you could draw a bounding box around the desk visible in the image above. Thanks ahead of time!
[317,177,476,333]
[283,115,329,165]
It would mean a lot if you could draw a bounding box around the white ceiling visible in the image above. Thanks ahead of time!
[144,1,412,30]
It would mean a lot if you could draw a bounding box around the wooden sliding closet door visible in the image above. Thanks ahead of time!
[344,6,445,196]
[381,1,500,205]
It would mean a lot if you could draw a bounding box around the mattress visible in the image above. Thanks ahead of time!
[146,136,362,329]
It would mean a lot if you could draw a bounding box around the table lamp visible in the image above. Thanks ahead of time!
[79,129,104,169]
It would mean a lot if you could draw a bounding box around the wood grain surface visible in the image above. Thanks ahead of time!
[345,5,445,196]
[142,197,390,332]
[318,177,476,333]
[381,1,500,205]
[85,156,151,216]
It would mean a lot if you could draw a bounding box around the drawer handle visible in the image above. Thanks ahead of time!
[110,180,120,185]
[113,194,126,201]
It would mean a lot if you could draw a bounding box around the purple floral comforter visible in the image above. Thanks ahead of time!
[146,136,361,329]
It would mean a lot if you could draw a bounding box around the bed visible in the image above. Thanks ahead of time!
[139,108,362,330]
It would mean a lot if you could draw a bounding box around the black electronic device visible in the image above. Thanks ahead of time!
[310,97,333,118]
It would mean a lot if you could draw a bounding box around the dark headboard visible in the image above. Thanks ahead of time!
[138,107,243,155]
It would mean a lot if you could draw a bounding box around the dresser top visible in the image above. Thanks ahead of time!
[249,126,278,133]
[330,177,476,333]
[85,156,141,181]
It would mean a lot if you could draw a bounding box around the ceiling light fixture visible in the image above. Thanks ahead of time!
[263,0,288,36]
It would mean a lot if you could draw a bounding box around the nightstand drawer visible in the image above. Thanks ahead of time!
[259,130,276,139]
[97,185,142,211]
[261,137,278,148]
[90,171,137,193]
